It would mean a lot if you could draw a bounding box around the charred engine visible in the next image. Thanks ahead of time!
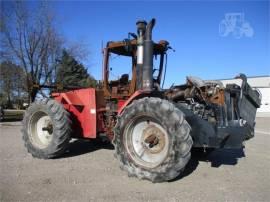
[166,74,261,149]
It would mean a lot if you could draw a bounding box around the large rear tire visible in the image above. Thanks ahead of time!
[22,99,72,159]
[113,97,192,182]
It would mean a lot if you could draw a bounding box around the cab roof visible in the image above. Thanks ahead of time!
[106,39,169,56]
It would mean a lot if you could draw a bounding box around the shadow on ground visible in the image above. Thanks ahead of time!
[170,148,245,182]
[59,139,114,158]
[60,139,245,181]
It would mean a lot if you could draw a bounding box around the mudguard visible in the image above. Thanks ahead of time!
[52,88,97,138]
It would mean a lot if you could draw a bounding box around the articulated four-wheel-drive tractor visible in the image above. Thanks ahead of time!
[22,19,261,182]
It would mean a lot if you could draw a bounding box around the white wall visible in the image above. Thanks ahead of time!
[257,88,270,113]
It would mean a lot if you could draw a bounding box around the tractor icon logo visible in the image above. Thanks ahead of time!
[219,13,254,39]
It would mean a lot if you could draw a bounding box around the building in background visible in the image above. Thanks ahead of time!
[220,76,270,116]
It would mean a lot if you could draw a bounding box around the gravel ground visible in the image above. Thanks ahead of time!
[0,117,270,202]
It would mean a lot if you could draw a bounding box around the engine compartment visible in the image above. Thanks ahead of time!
[165,74,261,148]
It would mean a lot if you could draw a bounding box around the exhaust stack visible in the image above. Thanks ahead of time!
[136,20,147,90]
[142,18,155,90]
[136,18,156,91]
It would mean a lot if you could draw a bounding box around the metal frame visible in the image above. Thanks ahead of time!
[102,39,169,98]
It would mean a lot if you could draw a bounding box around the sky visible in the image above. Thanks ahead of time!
[51,1,269,87]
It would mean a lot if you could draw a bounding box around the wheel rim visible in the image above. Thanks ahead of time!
[28,111,53,149]
[124,116,169,168]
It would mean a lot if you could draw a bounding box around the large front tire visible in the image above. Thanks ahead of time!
[113,97,192,182]
[22,99,72,159]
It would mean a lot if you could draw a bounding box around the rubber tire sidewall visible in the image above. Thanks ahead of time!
[113,97,193,182]
[22,99,71,159]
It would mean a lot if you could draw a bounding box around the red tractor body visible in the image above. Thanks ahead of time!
[52,88,149,140]
[52,89,98,138]
[22,18,261,182]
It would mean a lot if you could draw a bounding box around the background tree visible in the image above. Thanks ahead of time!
[56,50,96,88]
[1,1,62,102]
[1,1,93,103]
[0,61,27,108]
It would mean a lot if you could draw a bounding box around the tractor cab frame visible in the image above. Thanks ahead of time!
[102,39,169,99]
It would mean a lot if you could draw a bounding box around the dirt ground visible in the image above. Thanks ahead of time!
[0,118,270,202]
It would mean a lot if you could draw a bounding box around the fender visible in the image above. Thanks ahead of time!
[52,88,97,139]
[118,90,164,115]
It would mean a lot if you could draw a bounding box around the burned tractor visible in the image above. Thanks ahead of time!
[22,19,261,182]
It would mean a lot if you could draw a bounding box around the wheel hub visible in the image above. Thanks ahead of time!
[124,117,169,168]
[29,111,53,149]
[142,125,165,153]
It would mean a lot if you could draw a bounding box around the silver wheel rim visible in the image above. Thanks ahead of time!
[28,111,53,149]
[124,116,169,168]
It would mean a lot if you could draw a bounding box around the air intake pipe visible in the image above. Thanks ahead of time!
[142,18,155,90]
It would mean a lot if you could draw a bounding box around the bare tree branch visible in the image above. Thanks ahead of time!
[1,1,63,102]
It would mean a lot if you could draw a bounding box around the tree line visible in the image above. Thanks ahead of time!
[0,1,96,108]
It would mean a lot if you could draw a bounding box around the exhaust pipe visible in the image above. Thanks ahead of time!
[136,20,147,90]
[142,18,155,90]
[135,18,155,91]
